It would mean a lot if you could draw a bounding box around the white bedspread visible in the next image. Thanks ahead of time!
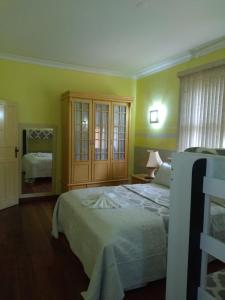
[52,183,169,300]
[52,183,225,300]
[22,152,52,179]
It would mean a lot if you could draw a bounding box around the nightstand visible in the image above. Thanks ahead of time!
[131,173,152,184]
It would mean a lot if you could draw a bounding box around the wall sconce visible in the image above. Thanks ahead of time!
[150,110,159,123]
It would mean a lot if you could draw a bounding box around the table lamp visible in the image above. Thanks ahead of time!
[146,150,162,178]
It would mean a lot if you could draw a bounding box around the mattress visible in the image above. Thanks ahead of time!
[22,152,52,179]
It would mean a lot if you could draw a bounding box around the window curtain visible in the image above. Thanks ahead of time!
[178,65,225,151]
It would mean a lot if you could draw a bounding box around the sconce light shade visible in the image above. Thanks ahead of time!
[146,150,162,178]
[150,110,159,123]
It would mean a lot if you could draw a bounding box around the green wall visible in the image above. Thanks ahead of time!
[0,59,136,193]
[1,47,225,192]
[136,48,225,151]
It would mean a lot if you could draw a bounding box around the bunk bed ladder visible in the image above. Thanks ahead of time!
[197,164,225,300]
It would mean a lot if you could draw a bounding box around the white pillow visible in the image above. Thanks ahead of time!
[152,162,171,187]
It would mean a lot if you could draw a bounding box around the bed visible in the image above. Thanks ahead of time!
[52,162,225,300]
[22,152,52,180]
[166,150,225,300]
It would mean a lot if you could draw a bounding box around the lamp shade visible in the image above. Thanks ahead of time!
[146,150,162,168]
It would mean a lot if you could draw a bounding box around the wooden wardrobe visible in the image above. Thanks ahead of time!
[61,91,132,191]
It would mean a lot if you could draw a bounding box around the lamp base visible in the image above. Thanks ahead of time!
[147,167,156,179]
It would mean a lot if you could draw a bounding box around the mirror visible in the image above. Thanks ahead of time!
[20,125,56,196]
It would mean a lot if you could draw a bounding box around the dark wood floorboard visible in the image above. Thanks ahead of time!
[22,176,52,194]
[0,198,224,300]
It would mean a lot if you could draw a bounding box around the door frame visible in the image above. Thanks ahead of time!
[19,123,57,198]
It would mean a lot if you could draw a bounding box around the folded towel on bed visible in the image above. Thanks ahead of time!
[82,191,144,209]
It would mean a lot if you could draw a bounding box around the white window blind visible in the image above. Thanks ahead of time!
[178,65,225,151]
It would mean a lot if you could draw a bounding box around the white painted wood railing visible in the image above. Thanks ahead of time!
[198,176,225,300]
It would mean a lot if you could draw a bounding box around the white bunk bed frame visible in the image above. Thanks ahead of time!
[198,173,225,300]
[166,152,225,300]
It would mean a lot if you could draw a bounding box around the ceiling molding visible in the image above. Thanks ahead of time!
[0,52,135,79]
[135,53,192,79]
[0,36,224,80]
[135,35,225,79]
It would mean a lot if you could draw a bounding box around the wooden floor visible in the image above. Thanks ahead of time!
[0,198,224,300]
[22,176,52,194]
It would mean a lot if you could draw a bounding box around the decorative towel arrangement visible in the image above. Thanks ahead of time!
[82,191,145,209]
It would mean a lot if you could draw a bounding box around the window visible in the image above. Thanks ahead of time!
[178,65,225,151]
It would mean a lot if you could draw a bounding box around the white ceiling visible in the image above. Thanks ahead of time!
[0,0,225,78]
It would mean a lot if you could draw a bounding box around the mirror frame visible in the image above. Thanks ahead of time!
[19,123,57,198]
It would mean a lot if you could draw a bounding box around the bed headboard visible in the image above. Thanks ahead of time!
[23,128,54,154]
[134,146,175,173]
[27,128,53,140]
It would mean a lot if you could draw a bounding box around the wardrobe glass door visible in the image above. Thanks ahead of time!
[92,102,110,181]
[72,100,92,183]
[111,103,128,179]
[94,103,109,160]
[113,105,127,160]
[74,102,89,161]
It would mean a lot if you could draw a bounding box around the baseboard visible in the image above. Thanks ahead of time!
[19,194,59,204]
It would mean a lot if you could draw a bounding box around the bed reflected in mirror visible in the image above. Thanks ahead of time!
[21,127,54,195]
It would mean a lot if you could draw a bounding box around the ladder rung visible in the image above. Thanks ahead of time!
[203,176,225,200]
[200,233,225,263]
